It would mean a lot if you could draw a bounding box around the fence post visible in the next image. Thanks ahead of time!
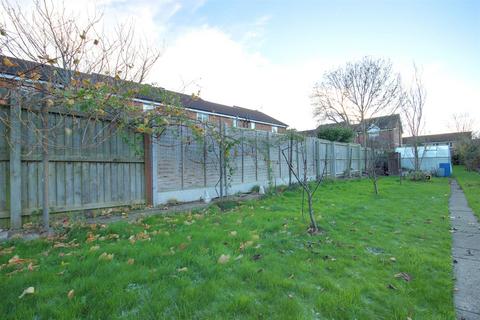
[144,134,153,206]
[278,143,281,179]
[218,119,224,198]
[180,125,184,190]
[241,129,244,183]
[254,130,258,181]
[315,140,320,179]
[151,133,159,206]
[330,142,336,179]
[288,134,293,186]
[266,132,271,184]
[9,91,22,230]
[346,143,352,178]
[223,124,228,196]
[357,145,361,174]
[203,123,207,187]
[295,140,300,177]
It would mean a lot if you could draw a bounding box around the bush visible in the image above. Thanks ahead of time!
[317,126,354,143]
[464,139,480,171]
[408,171,431,181]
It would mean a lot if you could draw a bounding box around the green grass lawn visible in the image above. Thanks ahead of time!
[454,165,480,218]
[0,177,454,319]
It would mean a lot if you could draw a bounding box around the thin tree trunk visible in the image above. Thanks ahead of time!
[372,168,379,195]
[307,192,318,231]
[414,143,419,171]
[288,135,293,186]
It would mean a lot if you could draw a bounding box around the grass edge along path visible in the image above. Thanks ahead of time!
[0,177,454,319]
[454,165,480,219]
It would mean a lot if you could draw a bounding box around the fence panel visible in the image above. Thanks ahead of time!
[152,126,368,205]
[0,102,145,220]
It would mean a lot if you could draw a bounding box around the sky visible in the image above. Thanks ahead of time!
[7,0,480,134]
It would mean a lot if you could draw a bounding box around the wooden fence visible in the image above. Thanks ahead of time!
[0,98,146,227]
[0,95,371,227]
[152,124,370,205]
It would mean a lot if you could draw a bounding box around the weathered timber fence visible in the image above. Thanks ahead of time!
[0,99,146,226]
[152,123,370,205]
[0,97,370,227]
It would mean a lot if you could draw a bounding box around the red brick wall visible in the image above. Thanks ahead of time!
[138,101,286,133]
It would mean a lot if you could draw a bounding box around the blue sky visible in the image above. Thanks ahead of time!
[155,0,480,133]
[15,0,480,133]
[169,0,479,81]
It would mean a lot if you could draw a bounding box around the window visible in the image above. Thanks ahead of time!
[143,103,154,111]
[197,112,209,122]
[271,126,278,133]
[232,119,238,128]
[250,122,256,130]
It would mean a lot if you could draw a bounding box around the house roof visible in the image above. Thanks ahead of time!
[402,132,472,145]
[138,91,288,127]
[0,55,288,127]
[302,114,402,136]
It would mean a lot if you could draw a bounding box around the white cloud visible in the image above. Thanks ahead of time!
[151,25,332,130]
[4,1,479,134]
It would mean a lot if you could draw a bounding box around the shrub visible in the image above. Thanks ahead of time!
[463,139,480,171]
[317,126,354,143]
[408,171,431,181]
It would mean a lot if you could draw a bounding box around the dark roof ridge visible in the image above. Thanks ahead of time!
[0,55,288,127]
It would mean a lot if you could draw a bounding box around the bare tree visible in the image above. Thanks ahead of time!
[449,113,476,133]
[312,56,403,145]
[401,63,426,172]
[281,131,326,234]
[0,0,175,231]
[312,56,403,194]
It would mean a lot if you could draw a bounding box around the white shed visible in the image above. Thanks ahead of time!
[395,145,452,176]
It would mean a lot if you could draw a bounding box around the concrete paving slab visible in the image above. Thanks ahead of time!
[452,225,480,235]
[453,232,480,250]
[450,214,478,227]
[456,308,480,320]
[450,180,480,319]
[453,247,480,261]
[453,257,480,315]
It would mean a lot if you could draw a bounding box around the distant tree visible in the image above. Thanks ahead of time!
[401,63,426,172]
[449,113,476,133]
[463,140,480,171]
[312,56,403,148]
[317,126,354,143]
[312,56,403,194]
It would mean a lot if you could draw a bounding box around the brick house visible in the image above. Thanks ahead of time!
[136,93,288,133]
[304,114,403,149]
[0,55,288,133]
